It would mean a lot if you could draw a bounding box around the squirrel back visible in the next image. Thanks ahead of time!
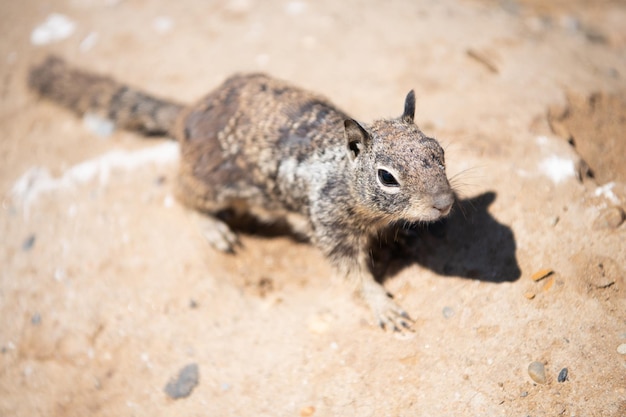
[28,55,183,136]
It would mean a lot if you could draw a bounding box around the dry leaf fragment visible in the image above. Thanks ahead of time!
[531,268,554,282]
[542,276,555,291]
[300,406,316,416]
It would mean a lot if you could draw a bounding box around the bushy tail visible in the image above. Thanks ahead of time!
[28,55,184,137]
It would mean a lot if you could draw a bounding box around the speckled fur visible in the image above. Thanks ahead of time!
[29,56,455,331]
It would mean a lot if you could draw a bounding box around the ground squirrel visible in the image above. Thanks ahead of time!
[29,56,454,332]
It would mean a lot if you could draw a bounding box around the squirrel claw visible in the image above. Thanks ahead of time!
[369,296,415,334]
[378,309,415,334]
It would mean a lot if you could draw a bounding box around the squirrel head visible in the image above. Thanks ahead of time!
[344,90,454,224]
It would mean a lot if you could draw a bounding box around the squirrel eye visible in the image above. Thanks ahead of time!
[377,169,400,187]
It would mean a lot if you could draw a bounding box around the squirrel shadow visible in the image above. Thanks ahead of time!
[224,191,520,284]
[373,191,521,284]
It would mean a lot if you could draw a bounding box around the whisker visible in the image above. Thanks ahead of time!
[448,165,485,199]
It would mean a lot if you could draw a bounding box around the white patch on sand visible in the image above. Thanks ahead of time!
[538,155,576,184]
[11,142,179,212]
[594,182,620,205]
[30,14,76,46]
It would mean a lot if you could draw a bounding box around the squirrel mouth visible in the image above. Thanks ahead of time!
[402,193,454,223]
[422,206,451,222]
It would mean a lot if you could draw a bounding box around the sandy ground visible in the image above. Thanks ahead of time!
[1,0,625,416]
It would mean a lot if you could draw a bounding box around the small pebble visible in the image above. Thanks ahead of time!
[524,292,536,300]
[617,344,626,355]
[593,206,625,230]
[520,391,528,398]
[531,269,553,282]
[557,367,568,382]
[528,361,547,384]
[442,306,454,318]
[22,234,36,251]
[164,363,199,399]
[31,313,41,325]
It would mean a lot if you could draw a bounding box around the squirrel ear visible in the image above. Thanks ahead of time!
[402,90,415,123]
[344,119,369,160]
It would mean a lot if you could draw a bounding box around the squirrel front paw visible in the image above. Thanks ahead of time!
[198,215,240,253]
[372,295,414,333]
[360,279,414,334]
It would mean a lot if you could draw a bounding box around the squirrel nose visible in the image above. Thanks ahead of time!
[436,203,452,216]
[433,194,454,216]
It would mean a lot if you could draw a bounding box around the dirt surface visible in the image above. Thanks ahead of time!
[1,1,625,416]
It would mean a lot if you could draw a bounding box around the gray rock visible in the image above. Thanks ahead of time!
[164,363,199,399]
[22,234,36,251]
